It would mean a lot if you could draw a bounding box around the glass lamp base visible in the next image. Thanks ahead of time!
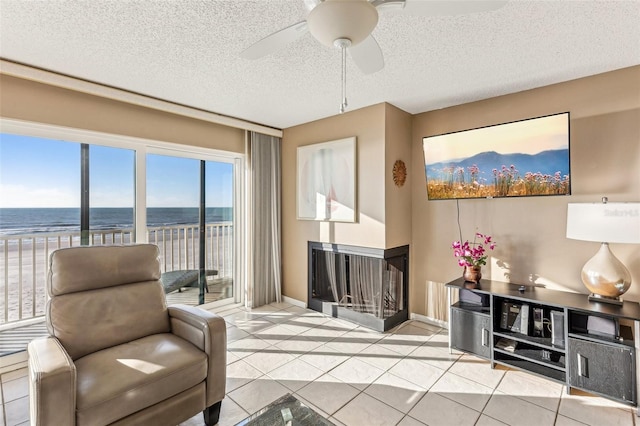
[581,242,631,301]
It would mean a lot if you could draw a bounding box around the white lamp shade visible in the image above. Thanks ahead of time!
[566,202,640,244]
[307,0,378,47]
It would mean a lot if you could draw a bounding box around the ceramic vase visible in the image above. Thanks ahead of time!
[463,265,482,283]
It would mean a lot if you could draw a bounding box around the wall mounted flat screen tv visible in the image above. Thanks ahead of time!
[423,112,570,200]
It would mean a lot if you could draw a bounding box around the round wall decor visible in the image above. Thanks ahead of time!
[392,159,407,187]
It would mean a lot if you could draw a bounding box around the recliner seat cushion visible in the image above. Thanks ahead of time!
[74,333,207,426]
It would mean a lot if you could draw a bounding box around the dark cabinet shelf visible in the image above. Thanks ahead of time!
[446,277,640,407]
[493,355,566,383]
[494,346,565,370]
[567,332,634,348]
[493,330,565,353]
[567,324,634,348]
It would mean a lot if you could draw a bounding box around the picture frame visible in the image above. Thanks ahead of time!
[297,137,356,222]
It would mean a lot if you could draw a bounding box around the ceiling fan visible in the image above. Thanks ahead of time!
[241,0,507,113]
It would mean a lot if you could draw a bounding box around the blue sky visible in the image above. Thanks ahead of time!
[0,133,233,208]
[423,113,569,165]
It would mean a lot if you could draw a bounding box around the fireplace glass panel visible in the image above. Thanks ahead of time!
[311,245,407,321]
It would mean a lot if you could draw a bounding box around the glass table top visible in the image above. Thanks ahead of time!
[235,393,335,426]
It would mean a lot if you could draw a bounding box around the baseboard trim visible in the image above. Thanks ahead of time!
[410,312,449,329]
[282,296,307,308]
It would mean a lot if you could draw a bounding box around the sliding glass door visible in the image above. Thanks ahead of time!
[206,161,235,303]
[146,154,200,306]
[146,151,236,306]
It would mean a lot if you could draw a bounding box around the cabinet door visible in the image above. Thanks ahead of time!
[451,308,491,359]
[568,337,635,404]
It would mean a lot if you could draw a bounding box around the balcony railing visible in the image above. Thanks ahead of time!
[0,222,233,325]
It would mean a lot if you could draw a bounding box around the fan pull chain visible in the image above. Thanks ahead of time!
[335,38,351,114]
[340,43,348,114]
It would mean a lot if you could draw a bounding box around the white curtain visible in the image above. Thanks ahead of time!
[324,251,339,302]
[349,256,383,317]
[246,132,282,308]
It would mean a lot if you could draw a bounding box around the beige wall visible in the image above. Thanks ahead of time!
[281,103,414,303]
[283,104,386,301]
[384,104,413,249]
[411,66,640,319]
[0,74,245,152]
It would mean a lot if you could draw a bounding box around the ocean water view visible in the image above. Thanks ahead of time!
[0,207,233,236]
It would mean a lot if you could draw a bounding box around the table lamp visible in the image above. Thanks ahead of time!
[566,197,640,305]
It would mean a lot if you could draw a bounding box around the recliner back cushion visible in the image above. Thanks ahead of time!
[48,244,162,296]
[46,245,170,360]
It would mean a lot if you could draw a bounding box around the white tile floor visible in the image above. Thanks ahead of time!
[1,301,638,426]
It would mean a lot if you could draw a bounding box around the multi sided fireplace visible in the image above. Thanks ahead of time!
[308,242,409,332]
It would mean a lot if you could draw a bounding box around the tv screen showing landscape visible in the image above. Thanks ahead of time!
[423,112,570,200]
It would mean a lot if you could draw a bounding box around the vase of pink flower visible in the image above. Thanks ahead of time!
[452,232,496,283]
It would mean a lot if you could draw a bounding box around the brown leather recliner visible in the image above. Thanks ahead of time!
[27,244,227,426]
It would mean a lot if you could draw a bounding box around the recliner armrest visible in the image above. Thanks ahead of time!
[168,305,226,406]
[28,337,77,426]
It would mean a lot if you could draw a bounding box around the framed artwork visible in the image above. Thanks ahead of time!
[423,112,570,200]
[297,137,356,222]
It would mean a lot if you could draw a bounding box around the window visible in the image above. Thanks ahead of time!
[0,120,243,325]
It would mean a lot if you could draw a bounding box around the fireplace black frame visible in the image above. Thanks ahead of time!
[307,241,409,332]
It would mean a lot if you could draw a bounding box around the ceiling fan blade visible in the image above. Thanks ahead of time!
[349,35,384,75]
[240,21,309,60]
[393,0,507,16]
[302,0,322,12]
[371,0,406,10]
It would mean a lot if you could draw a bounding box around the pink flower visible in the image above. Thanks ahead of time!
[451,232,496,268]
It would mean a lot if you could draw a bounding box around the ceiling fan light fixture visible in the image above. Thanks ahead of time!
[307,0,379,47]
[333,38,352,49]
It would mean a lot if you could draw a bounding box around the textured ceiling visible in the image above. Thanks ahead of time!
[0,0,639,130]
